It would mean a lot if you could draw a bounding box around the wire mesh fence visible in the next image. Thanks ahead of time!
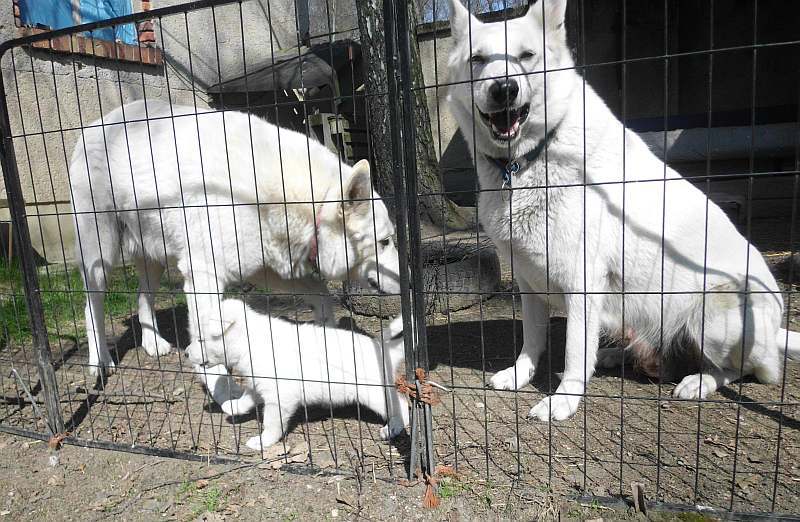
[0,0,798,517]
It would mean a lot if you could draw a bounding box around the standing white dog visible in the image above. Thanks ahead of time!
[70,101,400,402]
[186,298,410,450]
[446,0,799,421]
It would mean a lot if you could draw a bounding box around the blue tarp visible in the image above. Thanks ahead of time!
[18,0,137,45]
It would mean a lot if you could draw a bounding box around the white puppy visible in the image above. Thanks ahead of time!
[70,100,400,404]
[186,299,410,450]
[446,0,799,421]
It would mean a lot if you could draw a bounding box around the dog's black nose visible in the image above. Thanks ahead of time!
[489,78,519,105]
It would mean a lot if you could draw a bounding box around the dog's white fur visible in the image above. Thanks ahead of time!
[447,0,800,421]
[70,101,400,401]
[186,298,410,450]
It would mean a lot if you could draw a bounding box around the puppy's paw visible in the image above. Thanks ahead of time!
[673,373,716,400]
[528,393,581,422]
[88,358,116,377]
[489,362,534,390]
[246,434,282,452]
[141,334,172,357]
[221,395,257,417]
[379,419,406,441]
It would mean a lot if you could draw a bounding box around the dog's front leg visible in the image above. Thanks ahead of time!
[182,270,242,404]
[529,293,600,421]
[490,278,548,390]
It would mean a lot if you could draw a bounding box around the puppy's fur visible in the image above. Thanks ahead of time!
[446,0,800,421]
[70,101,400,402]
[186,299,410,450]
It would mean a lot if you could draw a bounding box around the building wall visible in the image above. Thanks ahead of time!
[0,0,301,263]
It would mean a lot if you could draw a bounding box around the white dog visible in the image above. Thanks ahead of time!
[70,101,400,402]
[446,0,799,421]
[186,298,410,450]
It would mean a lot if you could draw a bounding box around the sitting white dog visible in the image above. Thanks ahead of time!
[186,299,410,450]
[446,0,800,421]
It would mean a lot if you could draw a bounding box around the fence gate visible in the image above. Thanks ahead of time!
[0,0,798,518]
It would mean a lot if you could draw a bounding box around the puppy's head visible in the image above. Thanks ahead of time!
[186,300,246,367]
[316,159,401,295]
[446,0,572,156]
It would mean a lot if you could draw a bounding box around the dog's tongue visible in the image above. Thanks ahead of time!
[490,108,521,138]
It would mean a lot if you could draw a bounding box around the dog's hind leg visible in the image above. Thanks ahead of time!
[134,258,172,357]
[75,214,120,377]
[673,367,740,399]
[490,278,548,390]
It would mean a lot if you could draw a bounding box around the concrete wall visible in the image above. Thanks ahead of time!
[0,0,311,263]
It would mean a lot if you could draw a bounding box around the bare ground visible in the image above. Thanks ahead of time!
[0,219,798,519]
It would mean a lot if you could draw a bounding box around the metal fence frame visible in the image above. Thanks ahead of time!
[0,0,797,517]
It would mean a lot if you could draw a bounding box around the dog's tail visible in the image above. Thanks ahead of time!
[777,328,800,361]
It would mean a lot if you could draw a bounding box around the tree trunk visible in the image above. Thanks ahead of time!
[355,0,473,231]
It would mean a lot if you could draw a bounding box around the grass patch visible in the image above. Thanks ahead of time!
[0,260,183,347]
[178,481,224,518]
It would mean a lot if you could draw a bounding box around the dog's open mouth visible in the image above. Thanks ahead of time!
[479,104,530,140]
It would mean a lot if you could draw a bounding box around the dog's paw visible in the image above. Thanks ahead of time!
[673,373,716,400]
[141,334,172,357]
[528,394,581,422]
[490,362,534,390]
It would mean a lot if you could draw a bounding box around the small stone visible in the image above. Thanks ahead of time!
[331,508,339,518]
[48,455,59,467]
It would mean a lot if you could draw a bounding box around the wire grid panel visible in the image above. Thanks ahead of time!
[416,0,800,515]
[0,0,412,477]
[0,0,798,516]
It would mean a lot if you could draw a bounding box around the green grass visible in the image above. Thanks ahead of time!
[178,481,224,518]
[0,260,181,347]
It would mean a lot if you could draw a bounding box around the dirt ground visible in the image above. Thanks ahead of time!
[1,219,799,519]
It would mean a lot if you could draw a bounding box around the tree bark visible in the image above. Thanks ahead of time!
[355,0,473,231]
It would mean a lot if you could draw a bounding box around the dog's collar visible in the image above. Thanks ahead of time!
[485,123,560,189]
[307,209,323,271]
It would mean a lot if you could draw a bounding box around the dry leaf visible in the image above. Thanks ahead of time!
[423,483,440,509]
[434,465,459,479]
[48,433,68,450]
[195,479,210,489]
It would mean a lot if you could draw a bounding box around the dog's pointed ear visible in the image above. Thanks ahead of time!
[344,159,373,208]
[529,0,567,34]
[448,0,481,42]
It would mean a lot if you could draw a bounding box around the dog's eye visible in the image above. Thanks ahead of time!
[520,50,536,60]
[379,238,391,247]
[469,54,486,65]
